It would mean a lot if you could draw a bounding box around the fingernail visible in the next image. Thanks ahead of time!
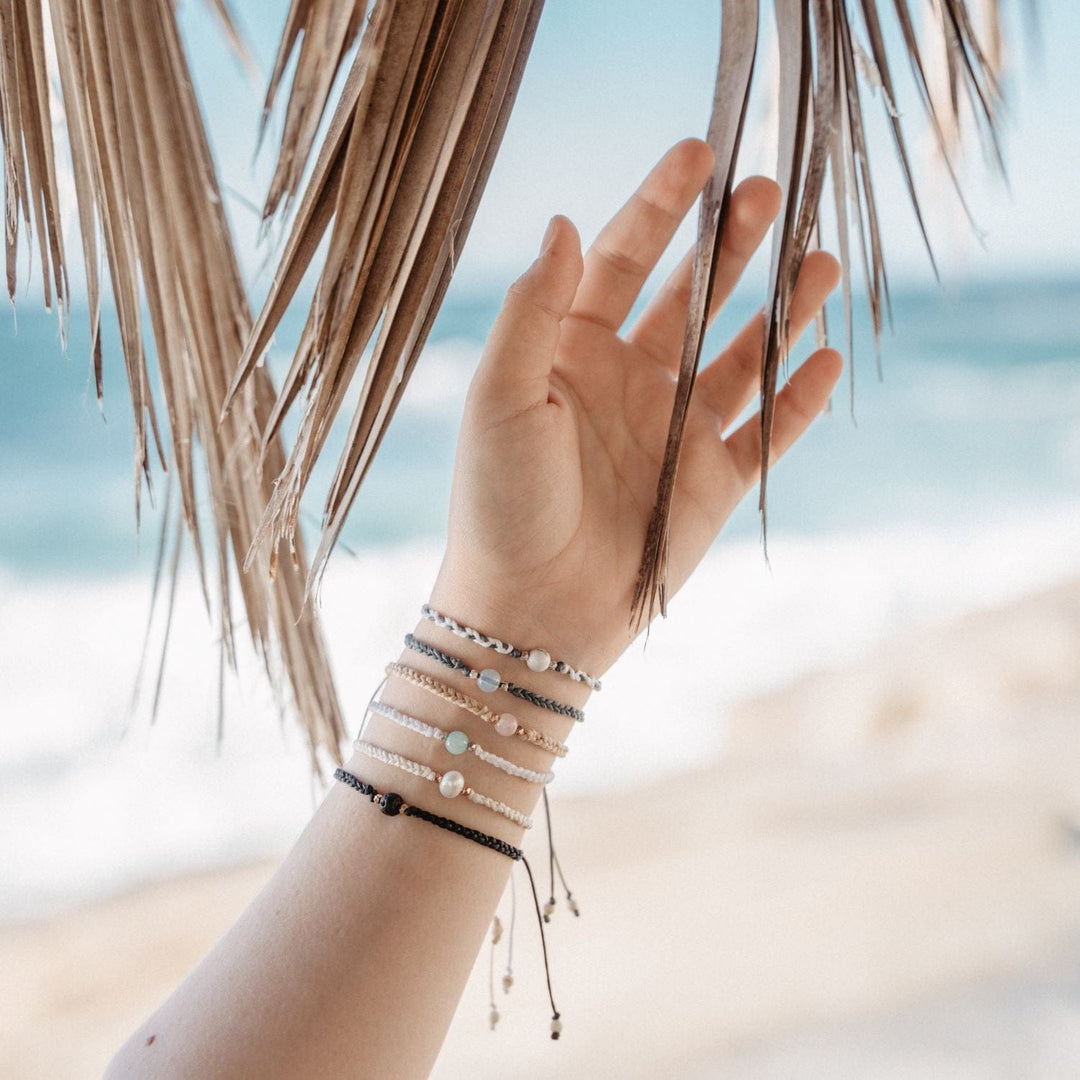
[540,216,559,255]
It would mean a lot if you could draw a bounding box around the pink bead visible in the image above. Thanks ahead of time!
[494,714,518,737]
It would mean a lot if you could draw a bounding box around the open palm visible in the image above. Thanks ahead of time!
[431,139,842,676]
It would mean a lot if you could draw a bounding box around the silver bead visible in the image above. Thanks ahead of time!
[438,770,465,798]
[477,668,501,693]
[527,648,551,672]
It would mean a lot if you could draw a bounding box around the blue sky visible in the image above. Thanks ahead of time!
[177,1,1079,299]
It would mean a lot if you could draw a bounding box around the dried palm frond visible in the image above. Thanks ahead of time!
[1,0,344,773]
[223,0,546,603]
[0,1,68,328]
[630,0,761,621]
[237,0,1017,640]
[628,0,1010,628]
[258,0,366,221]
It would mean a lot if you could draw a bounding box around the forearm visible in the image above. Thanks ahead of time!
[105,586,592,1079]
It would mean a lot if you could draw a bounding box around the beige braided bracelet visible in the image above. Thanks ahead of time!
[384,662,568,758]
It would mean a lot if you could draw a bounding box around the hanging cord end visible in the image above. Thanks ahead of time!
[542,897,555,922]
[550,1013,562,1040]
[567,893,580,917]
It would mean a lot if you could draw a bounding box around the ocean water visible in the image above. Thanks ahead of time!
[1,277,1079,921]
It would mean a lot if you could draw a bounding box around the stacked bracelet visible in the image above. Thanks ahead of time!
[403,634,585,722]
[353,739,533,829]
[385,663,569,758]
[366,699,555,785]
[421,604,602,691]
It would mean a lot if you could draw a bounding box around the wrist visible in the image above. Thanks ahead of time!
[426,560,616,694]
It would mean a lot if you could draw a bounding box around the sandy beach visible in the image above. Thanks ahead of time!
[3,578,1079,1079]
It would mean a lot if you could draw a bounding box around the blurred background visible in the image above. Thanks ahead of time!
[2,2,1079,1077]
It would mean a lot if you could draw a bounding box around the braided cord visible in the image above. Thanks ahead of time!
[421,604,602,691]
[385,662,568,758]
[356,739,436,782]
[334,768,523,860]
[366,699,554,785]
[404,635,585,722]
[421,604,523,658]
[470,742,553,785]
[354,739,533,829]
[367,699,443,742]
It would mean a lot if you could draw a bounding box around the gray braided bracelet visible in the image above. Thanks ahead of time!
[420,604,602,691]
[404,635,585,722]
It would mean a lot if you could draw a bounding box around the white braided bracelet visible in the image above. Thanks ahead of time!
[353,739,533,829]
[420,604,602,691]
[366,699,555,786]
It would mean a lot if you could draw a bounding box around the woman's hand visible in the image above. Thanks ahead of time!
[430,138,842,677]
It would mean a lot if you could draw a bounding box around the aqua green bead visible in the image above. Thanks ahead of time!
[444,730,470,755]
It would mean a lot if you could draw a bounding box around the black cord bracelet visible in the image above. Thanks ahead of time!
[403,634,585,722]
[333,768,523,859]
[333,766,564,1037]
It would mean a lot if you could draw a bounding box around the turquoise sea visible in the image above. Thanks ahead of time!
[1,276,1078,579]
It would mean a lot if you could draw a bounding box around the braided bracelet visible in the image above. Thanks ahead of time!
[385,662,568,758]
[354,738,533,829]
[366,699,555,785]
[334,767,523,857]
[334,767,563,1038]
[421,604,602,691]
[404,634,585,722]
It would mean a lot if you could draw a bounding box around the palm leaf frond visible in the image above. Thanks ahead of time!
[631,0,1008,627]
[258,0,366,222]
[224,0,546,603]
[1,0,344,774]
[631,0,760,624]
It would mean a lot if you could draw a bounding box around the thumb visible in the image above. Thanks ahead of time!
[470,214,583,422]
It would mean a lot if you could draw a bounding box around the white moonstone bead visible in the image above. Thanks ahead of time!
[526,648,551,672]
[438,770,465,798]
[494,714,518,737]
[477,667,501,693]
[550,1017,563,1039]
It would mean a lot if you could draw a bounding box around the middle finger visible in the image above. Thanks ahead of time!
[626,175,782,370]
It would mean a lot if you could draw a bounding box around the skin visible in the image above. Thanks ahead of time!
[105,138,842,1079]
